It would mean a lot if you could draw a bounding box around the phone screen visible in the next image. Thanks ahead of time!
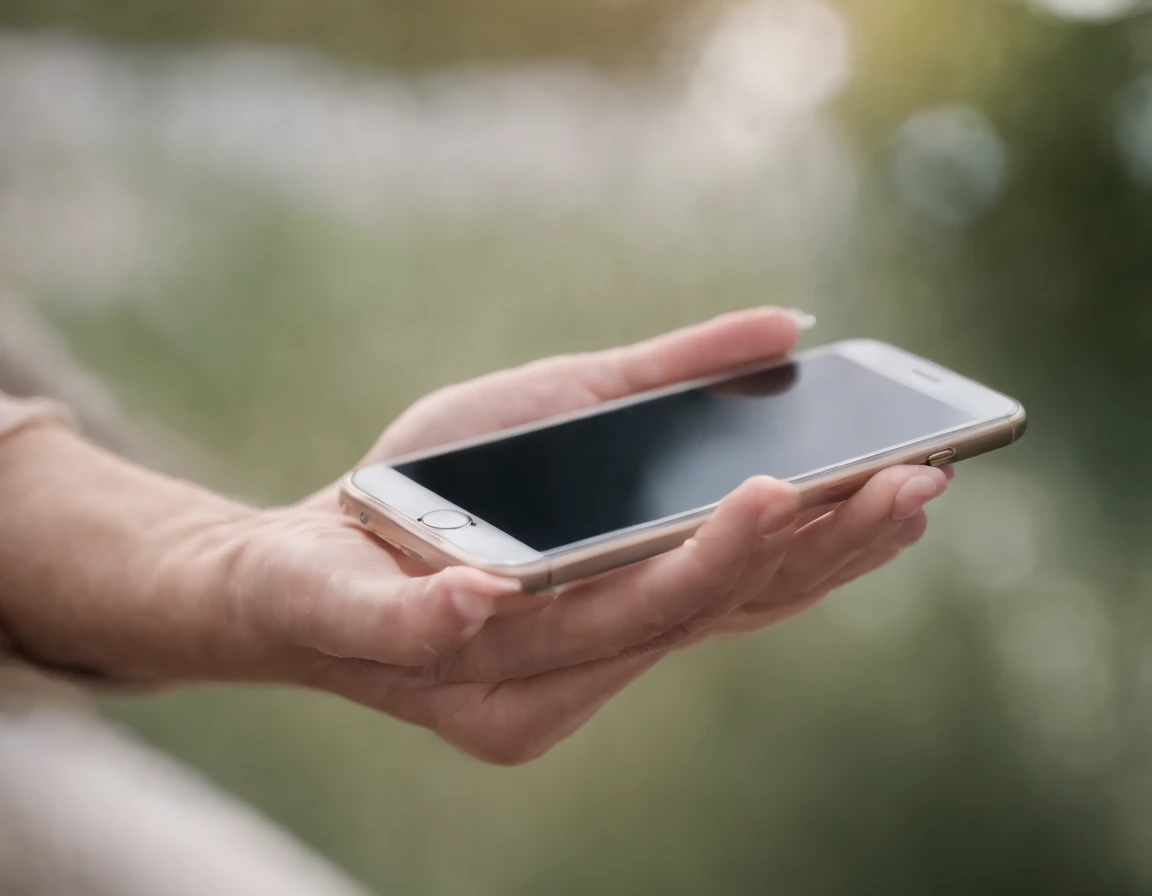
[395,354,976,553]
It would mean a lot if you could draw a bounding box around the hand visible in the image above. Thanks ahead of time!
[231,308,946,763]
[0,309,947,766]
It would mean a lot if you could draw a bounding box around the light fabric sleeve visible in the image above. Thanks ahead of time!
[0,392,75,444]
[0,392,111,692]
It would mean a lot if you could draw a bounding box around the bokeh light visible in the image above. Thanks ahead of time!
[892,104,1009,228]
[1116,73,1152,185]
[1028,0,1146,21]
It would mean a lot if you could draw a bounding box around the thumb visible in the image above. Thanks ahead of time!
[303,565,522,665]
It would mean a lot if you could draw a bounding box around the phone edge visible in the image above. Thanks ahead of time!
[340,403,1024,591]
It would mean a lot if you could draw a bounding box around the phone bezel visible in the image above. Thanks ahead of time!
[342,339,1024,588]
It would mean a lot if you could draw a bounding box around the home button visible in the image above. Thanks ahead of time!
[419,509,473,530]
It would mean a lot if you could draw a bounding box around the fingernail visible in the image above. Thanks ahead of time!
[757,505,797,537]
[782,308,817,332]
[892,475,941,521]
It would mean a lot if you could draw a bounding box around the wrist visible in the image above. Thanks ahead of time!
[0,425,260,684]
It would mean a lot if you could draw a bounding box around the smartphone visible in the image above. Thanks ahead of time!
[340,339,1026,590]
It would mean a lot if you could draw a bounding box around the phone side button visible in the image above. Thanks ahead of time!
[926,448,956,466]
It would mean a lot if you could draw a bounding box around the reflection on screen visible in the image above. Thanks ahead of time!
[395,355,972,552]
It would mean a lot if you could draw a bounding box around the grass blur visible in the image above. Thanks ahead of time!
[3,0,1152,892]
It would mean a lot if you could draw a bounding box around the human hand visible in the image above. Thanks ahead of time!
[0,309,947,765]
[230,308,945,763]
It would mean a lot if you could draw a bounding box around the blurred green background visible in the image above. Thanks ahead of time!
[3,0,1152,891]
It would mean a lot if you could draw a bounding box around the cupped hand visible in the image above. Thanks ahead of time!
[228,309,947,764]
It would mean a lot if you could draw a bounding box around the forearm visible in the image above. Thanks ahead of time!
[0,424,258,684]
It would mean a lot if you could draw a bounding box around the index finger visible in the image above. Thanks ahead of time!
[581,307,812,402]
[364,306,812,465]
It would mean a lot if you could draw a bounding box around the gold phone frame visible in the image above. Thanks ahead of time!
[340,340,1027,591]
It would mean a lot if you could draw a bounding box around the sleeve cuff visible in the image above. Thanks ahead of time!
[0,393,140,696]
[0,394,76,442]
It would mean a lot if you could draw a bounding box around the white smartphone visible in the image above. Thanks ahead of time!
[341,339,1026,590]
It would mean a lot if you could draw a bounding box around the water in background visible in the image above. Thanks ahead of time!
[2,0,1151,892]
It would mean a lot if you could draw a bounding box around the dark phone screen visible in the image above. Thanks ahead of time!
[395,355,973,552]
